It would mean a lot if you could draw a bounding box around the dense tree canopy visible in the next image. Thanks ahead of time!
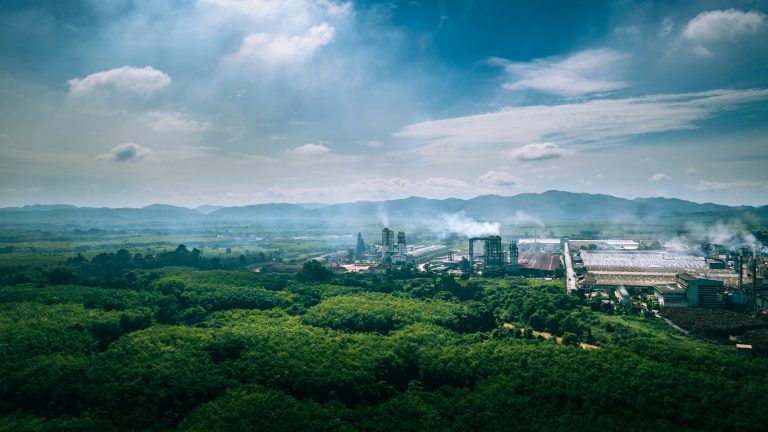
[1,248,767,431]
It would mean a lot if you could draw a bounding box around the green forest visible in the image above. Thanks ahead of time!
[1,249,767,431]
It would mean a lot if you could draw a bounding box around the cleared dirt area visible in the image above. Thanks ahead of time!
[503,322,599,349]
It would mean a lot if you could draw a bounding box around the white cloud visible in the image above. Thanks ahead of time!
[649,173,671,182]
[284,143,361,164]
[200,0,351,21]
[422,177,470,191]
[144,112,211,132]
[286,143,330,157]
[366,140,384,148]
[659,17,675,37]
[692,44,714,58]
[683,9,766,43]
[684,167,699,175]
[492,49,629,97]
[396,88,768,158]
[200,0,289,18]
[476,171,522,189]
[506,142,573,161]
[97,143,152,163]
[68,66,170,97]
[231,23,335,66]
[689,180,768,191]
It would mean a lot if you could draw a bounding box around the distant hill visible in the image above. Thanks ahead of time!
[194,205,225,215]
[1,191,766,228]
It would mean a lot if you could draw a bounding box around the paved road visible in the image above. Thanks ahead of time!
[563,241,577,293]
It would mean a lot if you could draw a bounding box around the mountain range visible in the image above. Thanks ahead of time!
[1,191,766,228]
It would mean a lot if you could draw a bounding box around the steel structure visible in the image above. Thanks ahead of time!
[468,235,505,273]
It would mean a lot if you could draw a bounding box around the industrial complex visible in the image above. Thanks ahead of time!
[311,227,768,314]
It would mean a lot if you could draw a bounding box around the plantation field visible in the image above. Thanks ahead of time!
[0,245,767,431]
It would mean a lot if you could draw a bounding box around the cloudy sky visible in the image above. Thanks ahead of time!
[1,0,767,207]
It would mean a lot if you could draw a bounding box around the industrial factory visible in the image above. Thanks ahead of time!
[377,228,449,265]
[316,226,767,311]
[362,229,563,277]
[572,241,768,310]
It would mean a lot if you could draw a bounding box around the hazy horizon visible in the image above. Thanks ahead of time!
[3,188,767,210]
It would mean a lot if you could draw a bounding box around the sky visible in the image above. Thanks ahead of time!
[1,0,767,208]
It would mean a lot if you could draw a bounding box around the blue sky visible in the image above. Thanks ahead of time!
[1,0,767,207]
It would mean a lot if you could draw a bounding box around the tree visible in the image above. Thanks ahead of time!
[46,267,77,285]
[297,260,333,283]
[561,332,579,346]
[528,313,546,331]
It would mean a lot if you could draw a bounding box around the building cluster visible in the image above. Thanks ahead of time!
[377,228,449,266]
[334,230,566,277]
[576,251,736,290]
[654,273,725,308]
[572,240,768,310]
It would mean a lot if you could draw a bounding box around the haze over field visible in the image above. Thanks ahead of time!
[1,1,767,208]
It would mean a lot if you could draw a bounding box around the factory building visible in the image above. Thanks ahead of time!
[392,231,407,264]
[577,251,738,292]
[570,239,639,250]
[408,245,450,262]
[518,251,562,277]
[653,273,725,308]
[468,235,505,274]
[654,283,689,308]
[381,228,395,264]
[355,232,366,260]
[379,227,450,265]
[518,238,562,252]
[508,241,520,275]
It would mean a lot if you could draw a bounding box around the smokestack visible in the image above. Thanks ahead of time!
[753,255,758,309]
[397,231,406,256]
[381,228,394,264]
[468,238,475,274]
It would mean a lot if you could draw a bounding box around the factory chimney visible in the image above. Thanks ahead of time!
[397,232,406,256]
[381,228,394,264]
[355,232,366,260]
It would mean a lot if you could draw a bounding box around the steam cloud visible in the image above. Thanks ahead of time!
[685,220,766,253]
[376,204,389,227]
[440,212,501,237]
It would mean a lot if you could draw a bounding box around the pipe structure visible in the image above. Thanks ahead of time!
[753,255,759,310]
[738,255,743,291]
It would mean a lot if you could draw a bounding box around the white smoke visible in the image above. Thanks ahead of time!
[684,220,766,253]
[439,212,500,238]
[510,211,545,227]
[664,236,694,253]
[376,203,389,227]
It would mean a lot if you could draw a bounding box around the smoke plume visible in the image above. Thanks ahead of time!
[439,212,501,238]
[376,203,389,227]
[684,220,766,253]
